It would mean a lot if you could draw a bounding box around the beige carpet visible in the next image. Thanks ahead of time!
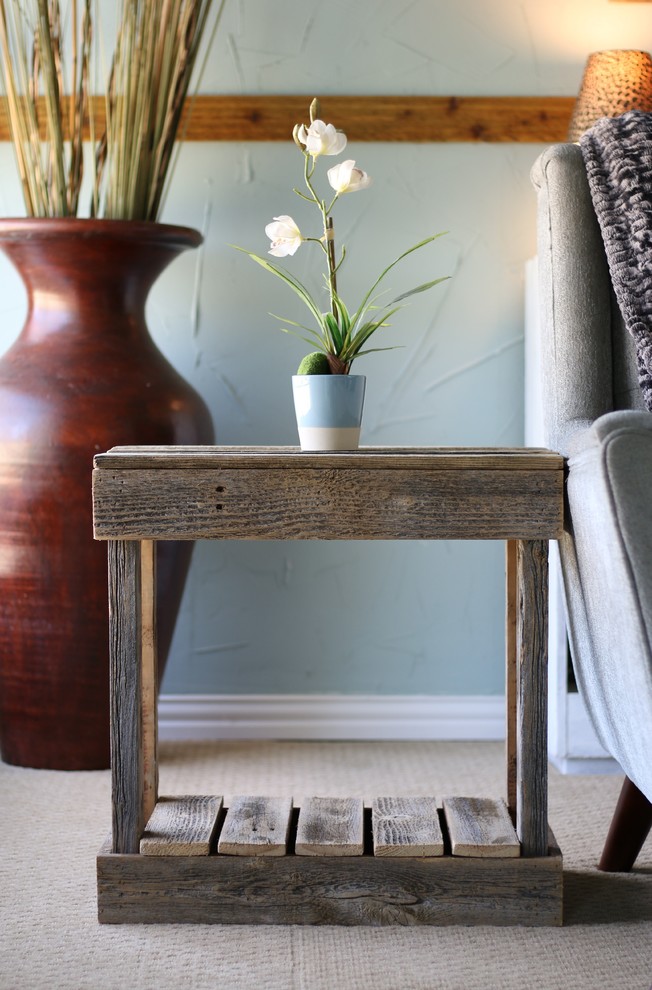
[1,740,652,990]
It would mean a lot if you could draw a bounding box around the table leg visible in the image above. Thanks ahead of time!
[505,540,517,822]
[141,541,159,826]
[109,539,158,854]
[515,539,549,857]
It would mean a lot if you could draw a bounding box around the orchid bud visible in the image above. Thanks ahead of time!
[292,123,304,150]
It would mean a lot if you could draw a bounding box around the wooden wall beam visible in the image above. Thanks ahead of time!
[0,94,575,144]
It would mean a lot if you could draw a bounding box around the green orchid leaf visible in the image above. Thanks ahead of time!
[334,294,351,331]
[269,313,327,346]
[333,294,354,352]
[232,246,324,325]
[324,311,343,351]
[279,327,330,351]
[389,275,450,306]
[352,345,403,358]
[348,289,392,335]
[345,306,403,355]
[350,232,447,330]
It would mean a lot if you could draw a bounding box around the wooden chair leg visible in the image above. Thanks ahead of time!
[598,776,652,872]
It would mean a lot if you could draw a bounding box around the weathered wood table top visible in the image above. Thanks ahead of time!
[92,445,564,542]
[92,445,565,926]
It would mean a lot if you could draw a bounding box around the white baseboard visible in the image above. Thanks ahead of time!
[158,694,506,742]
[549,693,620,775]
[549,755,622,776]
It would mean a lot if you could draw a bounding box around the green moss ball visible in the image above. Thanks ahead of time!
[296,352,331,375]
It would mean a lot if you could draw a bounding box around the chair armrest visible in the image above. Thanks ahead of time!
[564,409,652,800]
[567,409,652,458]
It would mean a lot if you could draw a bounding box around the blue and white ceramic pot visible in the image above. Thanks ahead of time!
[292,374,366,451]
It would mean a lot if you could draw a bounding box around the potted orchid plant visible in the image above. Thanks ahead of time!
[237,98,448,450]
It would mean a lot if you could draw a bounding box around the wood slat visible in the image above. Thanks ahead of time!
[505,539,518,821]
[0,94,575,144]
[140,796,223,856]
[94,445,564,472]
[177,94,573,143]
[92,466,563,542]
[295,797,364,856]
[516,539,549,857]
[372,797,444,857]
[442,797,520,858]
[97,830,563,926]
[109,540,144,856]
[217,796,293,856]
[140,541,158,827]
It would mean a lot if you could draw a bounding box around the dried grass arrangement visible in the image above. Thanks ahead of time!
[0,0,225,221]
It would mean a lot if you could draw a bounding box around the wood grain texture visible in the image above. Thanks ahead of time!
[217,796,293,856]
[296,798,364,856]
[174,94,573,143]
[109,540,144,855]
[443,797,520,858]
[516,540,549,857]
[98,446,561,918]
[95,445,564,471]
[372,797,444,857]
[140,796,223,856]
[97,832,563,926]
[0,94,575,144]
[92,465,564,541]
[505,540,518,821]
[140,541,158,826]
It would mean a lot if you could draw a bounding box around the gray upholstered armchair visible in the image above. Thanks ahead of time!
[531,141,652,871]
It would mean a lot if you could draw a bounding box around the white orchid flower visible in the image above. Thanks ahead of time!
[238,98,448,377]
[265,215,303,257]
[327,159,372,195]
[296,119,347,157]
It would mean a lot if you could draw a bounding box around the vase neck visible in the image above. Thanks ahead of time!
[22,277,151,344]
[0,219,197,345]
[16,285,152,350]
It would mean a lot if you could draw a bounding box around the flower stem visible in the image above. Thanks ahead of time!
[325,215,338,318]
[300,143,344,366]
[303,153,320,205]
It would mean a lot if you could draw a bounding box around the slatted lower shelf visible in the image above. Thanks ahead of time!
[97,795,563,926]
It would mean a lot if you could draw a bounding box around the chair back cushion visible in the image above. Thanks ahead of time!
[530,143,645,453]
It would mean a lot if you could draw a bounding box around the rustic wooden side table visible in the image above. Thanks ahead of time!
[92,446,565,926]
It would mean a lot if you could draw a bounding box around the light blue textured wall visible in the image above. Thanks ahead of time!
[1,0,651,697]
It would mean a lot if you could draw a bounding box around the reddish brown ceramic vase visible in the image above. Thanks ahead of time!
[0,219,214,769]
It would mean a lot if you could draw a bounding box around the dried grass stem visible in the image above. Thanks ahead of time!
[0,0,224,220]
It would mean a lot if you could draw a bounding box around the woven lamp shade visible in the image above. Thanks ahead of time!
[568,49,652,142]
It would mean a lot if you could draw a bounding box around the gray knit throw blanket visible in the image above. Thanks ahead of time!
[581,109,652,411]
